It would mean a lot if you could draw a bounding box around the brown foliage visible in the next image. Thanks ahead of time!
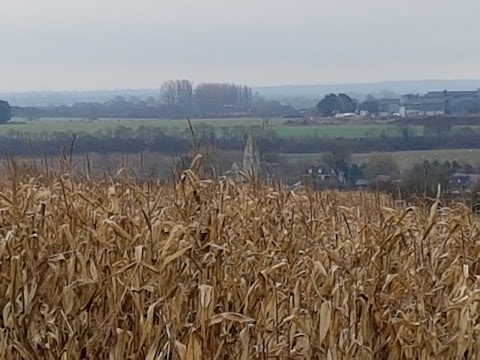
[365,152,400,180]
[0,166,479,358]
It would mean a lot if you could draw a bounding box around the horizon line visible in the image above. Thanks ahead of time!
[2,78,480,94]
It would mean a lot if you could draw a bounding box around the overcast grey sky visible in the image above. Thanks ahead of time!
[1,0,479,91]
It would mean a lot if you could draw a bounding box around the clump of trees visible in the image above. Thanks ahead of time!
[363,158,471,199]
[159,80,254,116]
[403,161,451,198]
[365,152,400,180]
[358,95,379,115]
[316,93,357,117]
[322,142,351,180]
[194,83,252,117]
[0,100,11,124]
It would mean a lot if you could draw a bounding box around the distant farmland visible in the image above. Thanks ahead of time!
[284,149,480,170]
[5,118,480,170]
[7,117,424,139]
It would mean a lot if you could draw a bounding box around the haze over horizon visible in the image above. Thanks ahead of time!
[1,0,479,92]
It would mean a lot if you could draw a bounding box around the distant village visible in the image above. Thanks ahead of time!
[367,89,480,117]
[284,89,480,200]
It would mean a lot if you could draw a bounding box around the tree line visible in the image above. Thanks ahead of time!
[161,80,253,117]
[364,157,477,200]
[2,123,480,158]
[11,81,298,120]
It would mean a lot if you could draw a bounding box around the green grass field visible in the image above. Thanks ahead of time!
[5,117,480,181]
[7,117,480,138]
[283,149,480,171]
[273,124,424,138]
[6,117,425,139]
[6,118,270,135]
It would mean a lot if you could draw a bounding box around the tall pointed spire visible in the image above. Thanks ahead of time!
[227,161,241,181]
[243,132,260,178]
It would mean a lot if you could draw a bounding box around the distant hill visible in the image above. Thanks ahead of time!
[254,80,480,99]
[2,80,480,108]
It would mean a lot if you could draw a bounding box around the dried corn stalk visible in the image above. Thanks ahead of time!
[0,170,478,359]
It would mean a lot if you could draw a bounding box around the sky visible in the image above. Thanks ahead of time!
[1,0,479,91]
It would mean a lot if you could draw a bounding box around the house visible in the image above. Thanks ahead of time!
[422,98,446,116]
[449,173,480,193]
[399,94,446,117]
[400,89,480,117]
[399,94,422,117]
[426,90,480,116]
[377,98,400,116]
[424,90,480,101]
[306,164,346,184]
[355,179,368,190]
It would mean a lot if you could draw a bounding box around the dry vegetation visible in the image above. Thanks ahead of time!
[1,156,480,359]
[0,152,177,181]
[0,150,242,182]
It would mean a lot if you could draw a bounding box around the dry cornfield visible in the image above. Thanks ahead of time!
[0,161,480,359]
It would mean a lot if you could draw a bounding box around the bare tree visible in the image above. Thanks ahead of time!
[161,80,193,115]
[365,152,400,180]
[322,142,351,181]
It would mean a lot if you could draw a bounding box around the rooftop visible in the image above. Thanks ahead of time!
[425,90,480,98]
[355,179,368,186]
